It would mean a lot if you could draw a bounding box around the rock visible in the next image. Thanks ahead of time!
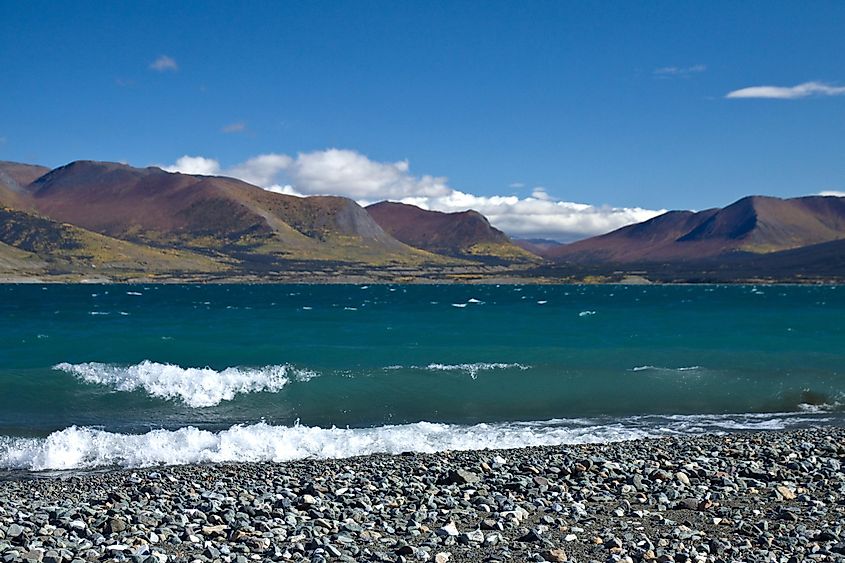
[675,471,690,486]
[517,529,543,542]
[443,469,479,485]
[202,524,228,536]
[541,548,568,562]
[776,485,796,500]
[435,522,459,537]
[458,530,484,544]
[434,553,451,563]
[677,498,700,510]
[105,517,128,534]
[5,524,24,539]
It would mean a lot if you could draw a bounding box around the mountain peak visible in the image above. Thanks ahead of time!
[366,201,537,263]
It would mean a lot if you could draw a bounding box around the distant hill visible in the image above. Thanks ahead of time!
[2,158,844,282]
[0,207,222,279]
[0,161,47,208]
[549,195,845,263]
[26,161,446,268]
[512,238,564,258]
[366,201,537,263]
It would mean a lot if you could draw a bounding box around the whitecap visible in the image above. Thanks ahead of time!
[451,303,467,308]
[53,361,315,408]
[578,310,596,317]
[423,362,530,379]
[630,365,702,373]
[126,291,143,296]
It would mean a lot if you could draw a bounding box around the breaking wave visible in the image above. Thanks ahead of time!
[0,412,829,471]
[53,361,317,408]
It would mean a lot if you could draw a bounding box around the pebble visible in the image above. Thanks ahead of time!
[0,427,844,562]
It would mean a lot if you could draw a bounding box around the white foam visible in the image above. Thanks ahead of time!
[578,310,596,317]
[451,303,467,308]
[424,363,530,379]
[630,365,702,373]
[0,412,829,472]
[467,298,483,304]
[126,291,143,296]
[53,361,312,408]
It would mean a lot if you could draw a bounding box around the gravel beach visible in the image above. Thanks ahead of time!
[2,427,844,563]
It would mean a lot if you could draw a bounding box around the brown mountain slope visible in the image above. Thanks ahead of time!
[550,195,845,263]
[28,161,446,266]
[0,161,47,208]
[366,201,537,263]
[0,207,224,277]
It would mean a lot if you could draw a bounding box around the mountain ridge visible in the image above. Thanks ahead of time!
[366,201,537,263]
[0,158,844,282]
[548,195,845,263]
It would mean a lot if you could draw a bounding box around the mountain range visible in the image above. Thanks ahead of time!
[1,159,844,283]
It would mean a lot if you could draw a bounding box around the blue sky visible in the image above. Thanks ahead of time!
[1,1,844,240]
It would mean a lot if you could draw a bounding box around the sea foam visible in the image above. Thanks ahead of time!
[0,412,827,471]
[53,361,314,408]
[423,363,530,379]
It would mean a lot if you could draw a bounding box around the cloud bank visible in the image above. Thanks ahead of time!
[163,149,662,241]
[819,190,845,197]
[726,81,845,99]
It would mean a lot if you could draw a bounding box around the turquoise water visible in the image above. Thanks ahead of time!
[1,283,843,470]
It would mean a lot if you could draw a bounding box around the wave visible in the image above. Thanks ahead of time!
[422,362,530,379]
[53,361,317,408]
[0,412,830,471]
[631,365,702,373]
[380,362,530,379]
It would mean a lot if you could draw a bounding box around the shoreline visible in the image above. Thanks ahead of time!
[0,277,843,285]
[2,428,844,562]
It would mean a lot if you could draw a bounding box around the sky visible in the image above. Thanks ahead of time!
[1,1,844,241]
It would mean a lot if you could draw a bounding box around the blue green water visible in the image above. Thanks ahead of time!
[1,283,842,471]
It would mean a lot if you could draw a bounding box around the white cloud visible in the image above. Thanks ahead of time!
[726,81,845,99]
[227,154,292,187]
[392,192,662,241]
[161,149,663,241]
[654,64,706,77]
[222,122,247,134]
[163,156,220,176]
[150,55,178,72]
[285,149,452,199]
[819,190,845,197]
[509,182,525,189]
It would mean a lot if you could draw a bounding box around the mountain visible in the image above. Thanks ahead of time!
[0,161,48,208]
[0,207,223,279]
[512,238,565,258]
[549,195,845,263]
[366,201,537,263]
[25,161,447,268]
